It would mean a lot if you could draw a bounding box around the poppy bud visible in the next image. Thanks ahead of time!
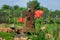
[35,10,43,18]
[18,18,24,23]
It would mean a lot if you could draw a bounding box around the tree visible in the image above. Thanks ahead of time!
[27,0,40,10]
[1,5,12,10]
[13,5,19,10]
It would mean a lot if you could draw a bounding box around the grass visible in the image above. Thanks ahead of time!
[0,32,14,40]
[0,24,60,40]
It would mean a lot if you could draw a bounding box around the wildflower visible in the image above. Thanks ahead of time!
[28,39,32,40]
[0,27,3,32]
[20,36,28,40]
[40,26,46,31]
[40,25,47,31]
[45,33,53,39]
[35,10,43,18]
[10,24,14,27]
[18,18,24,23]
[14,37,20,40]
[2,27,7,32]
[0,37,2,40]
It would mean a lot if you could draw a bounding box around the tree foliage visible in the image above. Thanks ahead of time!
[27,0,40,10]
[0,0,60,24]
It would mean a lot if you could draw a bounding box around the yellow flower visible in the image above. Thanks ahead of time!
[0,37,2,40]
[40,26,46,31]
[14,37,20,40]
[20,36,28,40]
[45,33,53,39]
[40,25,46,31]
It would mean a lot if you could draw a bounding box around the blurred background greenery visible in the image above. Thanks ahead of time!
[0,0,60,24]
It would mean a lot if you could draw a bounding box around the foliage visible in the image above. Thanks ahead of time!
[27,0,40,10]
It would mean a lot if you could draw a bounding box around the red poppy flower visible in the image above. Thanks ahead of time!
[18,18,24,23]
[35,10,43,18]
